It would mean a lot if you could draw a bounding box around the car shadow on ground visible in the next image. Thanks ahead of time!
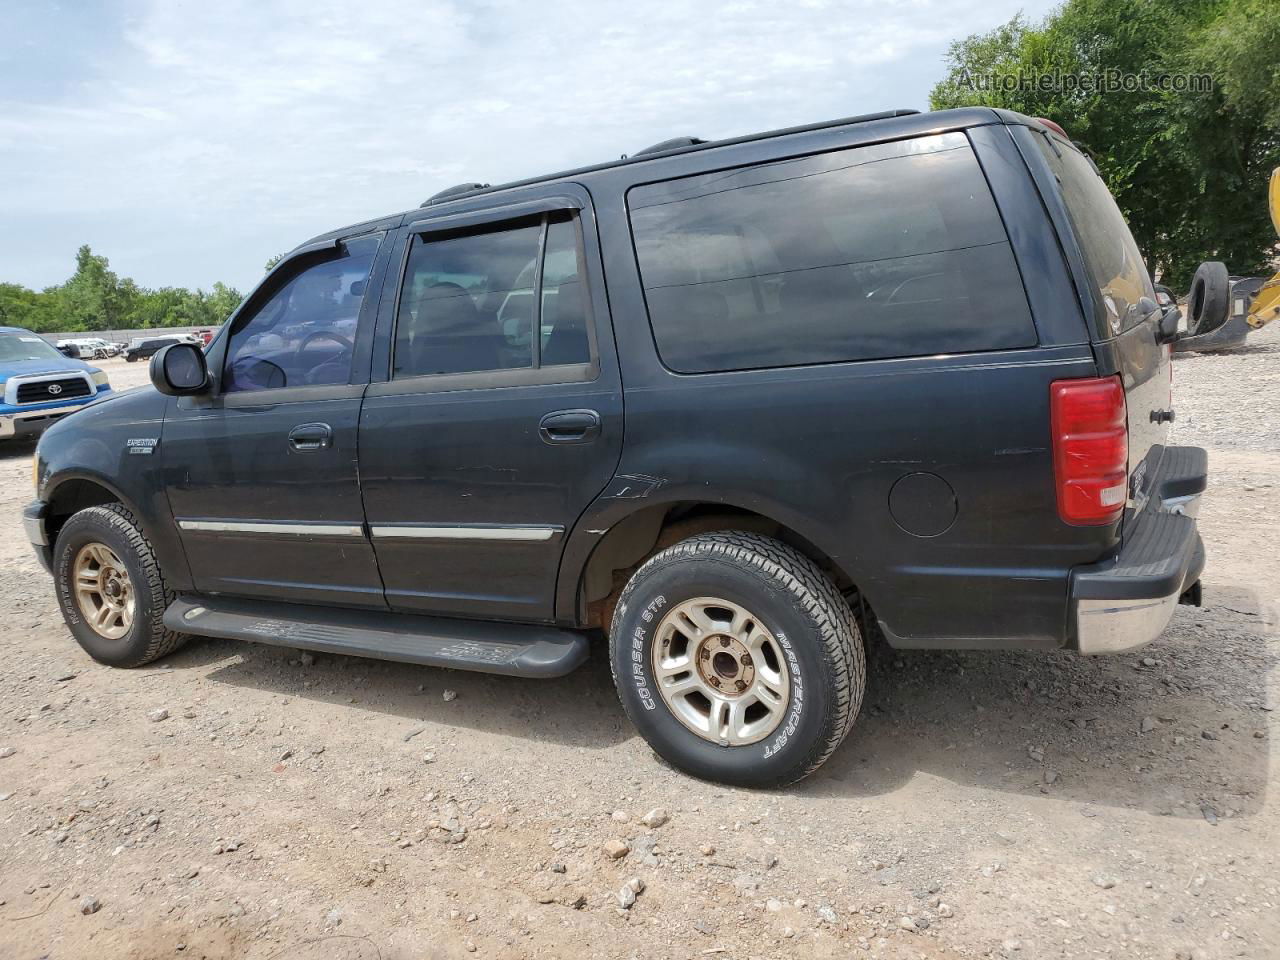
[807,582,1274,820]
[177,580,1272,819]
[0,439,39,462]
[173,629,635,750]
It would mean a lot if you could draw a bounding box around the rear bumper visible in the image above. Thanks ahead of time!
[1069,446,1207,654]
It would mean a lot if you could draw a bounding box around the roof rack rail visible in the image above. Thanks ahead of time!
[633,136,707,157]
[625,110,919,163]
[421,182,491,207]
[414,109,924,211]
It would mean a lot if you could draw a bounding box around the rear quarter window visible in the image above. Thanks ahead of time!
[627,132,1036,373]
[1032,133,1156,336]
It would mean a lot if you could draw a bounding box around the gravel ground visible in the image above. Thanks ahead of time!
[0,334,1277,960]
[1171,326,1280,452]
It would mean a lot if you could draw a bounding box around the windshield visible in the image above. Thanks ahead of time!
[0,332,68,363]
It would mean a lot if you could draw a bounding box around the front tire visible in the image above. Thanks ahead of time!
[53,504,189,667]
[609,531,864,787]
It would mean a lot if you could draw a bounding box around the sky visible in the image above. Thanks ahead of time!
[0,0,1060,296]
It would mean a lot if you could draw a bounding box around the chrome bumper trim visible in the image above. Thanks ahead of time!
[1075,594,1180,655]
[0,403,92,438]
[23,513,48,547]
[1159,492,1201,519]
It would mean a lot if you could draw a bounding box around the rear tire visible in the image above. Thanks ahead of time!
[609,531,864,787]
[53,504,189,667]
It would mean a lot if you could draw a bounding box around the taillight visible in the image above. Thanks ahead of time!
[1050,376,1128,525]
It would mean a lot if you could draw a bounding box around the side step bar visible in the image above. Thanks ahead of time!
[164,595,589,678]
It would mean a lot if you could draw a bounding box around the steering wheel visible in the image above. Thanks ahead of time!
[298,330,354,384]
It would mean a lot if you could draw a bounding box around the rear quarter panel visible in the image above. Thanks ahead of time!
[574,128,1111,648]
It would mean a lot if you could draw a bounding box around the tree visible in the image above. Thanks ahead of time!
[207,281,245,323]
[0,282,60,332]
[58,244,125,331]
[930,0,1280,287]
[2,246,244,333]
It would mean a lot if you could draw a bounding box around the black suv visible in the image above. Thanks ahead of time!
[25,108,1211,787]
[124,335,192,362]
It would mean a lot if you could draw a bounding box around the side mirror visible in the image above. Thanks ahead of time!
[150,342,210,396]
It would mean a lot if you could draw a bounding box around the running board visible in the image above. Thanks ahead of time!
[163,595,589,678]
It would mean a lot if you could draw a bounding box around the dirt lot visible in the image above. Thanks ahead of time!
[1,339,1277,960]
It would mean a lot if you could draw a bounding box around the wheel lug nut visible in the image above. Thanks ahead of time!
[740,654,751,666]
[735,680,746,691]
[719,637,730,647]
[700,649,710,660]
[710,678,720,687]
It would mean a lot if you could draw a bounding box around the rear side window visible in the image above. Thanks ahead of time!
[1032,133,1155,336]
[628,132,1035,373]
[393,212,591,378]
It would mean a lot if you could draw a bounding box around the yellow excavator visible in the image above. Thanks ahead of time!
[1247,168,1280,330]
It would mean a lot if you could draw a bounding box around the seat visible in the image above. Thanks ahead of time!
[407,282,503,376]
[541,278,591,366]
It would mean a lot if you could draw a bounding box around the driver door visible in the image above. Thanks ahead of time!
[160,230,393,608]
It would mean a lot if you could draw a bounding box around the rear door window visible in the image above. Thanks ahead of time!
[393,212,592,379]
[1032,133,1156,336]
[627,132,1036,373]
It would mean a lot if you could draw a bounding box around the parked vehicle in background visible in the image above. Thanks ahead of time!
[195,329,215,345]
[55,342,81,359]
[56,337,116,360]
[27,108,1226,787]
[123,334,193,362]
[0,327,112,441]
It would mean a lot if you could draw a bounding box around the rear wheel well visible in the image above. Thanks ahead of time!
[578,502,857,632]
[46,479,122,546]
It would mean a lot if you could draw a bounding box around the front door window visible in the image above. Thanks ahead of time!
[224,236,379,392]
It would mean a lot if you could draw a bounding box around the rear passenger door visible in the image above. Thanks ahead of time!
[359,186,623,622]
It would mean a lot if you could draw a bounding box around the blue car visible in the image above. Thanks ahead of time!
[0,326,113,441]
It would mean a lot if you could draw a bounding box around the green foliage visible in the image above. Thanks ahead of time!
[930,0,1280,287]
[0,247,244,334]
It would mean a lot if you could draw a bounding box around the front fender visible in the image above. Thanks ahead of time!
[35,388,192,591]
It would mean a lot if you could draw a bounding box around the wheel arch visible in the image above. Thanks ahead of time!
[558,494,864,632]
[44,473,133,544]
[42,469,196,594]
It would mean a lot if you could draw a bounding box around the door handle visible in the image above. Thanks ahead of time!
[288,422,333,452]
[539,409,601,444]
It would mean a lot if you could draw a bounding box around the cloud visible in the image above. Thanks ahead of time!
[0,0,1059,292]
